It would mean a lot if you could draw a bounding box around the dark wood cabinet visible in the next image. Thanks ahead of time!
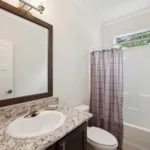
[46,144,56,150]
[46,122,87,150]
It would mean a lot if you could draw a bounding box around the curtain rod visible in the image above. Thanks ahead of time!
[90,44,121,52]
[91,37,150,52]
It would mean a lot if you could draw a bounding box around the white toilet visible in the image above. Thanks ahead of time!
[74,105,118,150]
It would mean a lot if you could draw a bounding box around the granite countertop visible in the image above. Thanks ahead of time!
[0,105,92,150]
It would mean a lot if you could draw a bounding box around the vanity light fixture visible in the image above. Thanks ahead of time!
[19,0,45,14]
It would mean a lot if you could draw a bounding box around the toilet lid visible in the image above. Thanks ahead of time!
[87,127,118,146]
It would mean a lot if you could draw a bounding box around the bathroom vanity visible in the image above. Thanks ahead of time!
[0,97,92,150]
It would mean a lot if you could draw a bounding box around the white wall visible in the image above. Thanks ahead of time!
[102,9,150,46]
[0,9,48,97]
[2,0,100,106]
[102,9,150,129]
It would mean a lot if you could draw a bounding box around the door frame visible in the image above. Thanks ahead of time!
[0,1,53,107]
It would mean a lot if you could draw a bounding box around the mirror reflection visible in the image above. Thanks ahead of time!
[0,9,48,100]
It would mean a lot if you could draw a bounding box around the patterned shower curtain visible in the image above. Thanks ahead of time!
[90,48,123,150]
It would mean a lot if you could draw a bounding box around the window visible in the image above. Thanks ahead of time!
[115,29,150,49]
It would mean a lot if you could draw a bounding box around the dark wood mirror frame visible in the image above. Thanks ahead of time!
[0,1,53,107]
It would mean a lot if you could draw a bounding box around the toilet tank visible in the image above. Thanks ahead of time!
[74,105,89,112]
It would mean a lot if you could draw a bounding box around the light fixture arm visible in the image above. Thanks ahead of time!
[19,0,45,14]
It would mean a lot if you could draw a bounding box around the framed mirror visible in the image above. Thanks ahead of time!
[0,1,53,107]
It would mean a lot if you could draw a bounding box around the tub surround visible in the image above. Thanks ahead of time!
[0,97,92,150]
[123,123,150,150]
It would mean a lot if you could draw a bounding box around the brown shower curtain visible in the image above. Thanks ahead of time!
[90,48,123,150]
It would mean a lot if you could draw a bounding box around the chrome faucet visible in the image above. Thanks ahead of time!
[24,105,40,118]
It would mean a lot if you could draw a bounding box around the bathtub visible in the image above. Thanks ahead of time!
[123,123,150,150]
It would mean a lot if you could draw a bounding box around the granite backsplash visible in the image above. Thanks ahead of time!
[0,97,59,125]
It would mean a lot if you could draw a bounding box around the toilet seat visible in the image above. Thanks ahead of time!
[87,127,118,147]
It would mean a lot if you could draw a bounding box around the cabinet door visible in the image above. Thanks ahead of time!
[58,122,87,150]
[46,144,56,150]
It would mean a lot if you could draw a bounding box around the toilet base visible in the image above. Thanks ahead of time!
[87,138,118,150]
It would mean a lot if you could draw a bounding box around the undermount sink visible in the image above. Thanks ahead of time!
[6,111,66,139]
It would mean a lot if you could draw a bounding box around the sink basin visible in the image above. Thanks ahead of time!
[6,111,66,139]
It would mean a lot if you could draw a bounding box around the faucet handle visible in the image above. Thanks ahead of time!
[24,105,39,118]
[30,105,36,112]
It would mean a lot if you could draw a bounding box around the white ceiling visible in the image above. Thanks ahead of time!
[24,0,150,24]
[72,0,150,23]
